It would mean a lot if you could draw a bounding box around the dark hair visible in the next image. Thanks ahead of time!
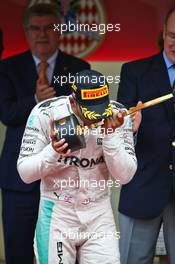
[165,6,175,25]
[23,3,60,28]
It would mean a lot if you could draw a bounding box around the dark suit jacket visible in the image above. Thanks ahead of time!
[117,52,175,219]
[0,50,90,192]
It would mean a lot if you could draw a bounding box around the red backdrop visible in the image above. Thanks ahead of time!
[0,0,175,61]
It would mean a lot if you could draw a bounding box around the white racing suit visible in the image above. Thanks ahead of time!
[17,96,137,264]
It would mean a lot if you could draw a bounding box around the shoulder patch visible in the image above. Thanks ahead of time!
[39,98,58,108]
[38,96,68,108]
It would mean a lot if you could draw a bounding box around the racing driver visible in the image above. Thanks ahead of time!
[17,69,138,264]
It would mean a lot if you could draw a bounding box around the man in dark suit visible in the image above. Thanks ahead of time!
[117,6,175,264]
[0,3,90,264]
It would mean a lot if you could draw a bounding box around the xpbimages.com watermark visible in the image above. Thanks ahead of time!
[53,21,121,35]
[54,230,120,240]
[52,178,120,191]
[54,124,123,140]
[53,73,120,86]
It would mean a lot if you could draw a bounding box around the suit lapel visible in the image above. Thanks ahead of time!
[150,52,174,119]
[22,51,38,93]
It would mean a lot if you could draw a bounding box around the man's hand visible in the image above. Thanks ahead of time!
[36,79,56,102]
[50,119,71,156]
[131,101,142,132]
[102,109,125,134]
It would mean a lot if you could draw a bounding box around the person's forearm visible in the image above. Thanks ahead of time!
[17,143,61,183]
[103,128,137,184]
[0,95,36,126]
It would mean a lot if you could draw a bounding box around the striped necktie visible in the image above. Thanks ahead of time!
[38,60,49,85]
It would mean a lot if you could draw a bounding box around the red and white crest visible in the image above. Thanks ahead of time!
[59,0,106,58]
